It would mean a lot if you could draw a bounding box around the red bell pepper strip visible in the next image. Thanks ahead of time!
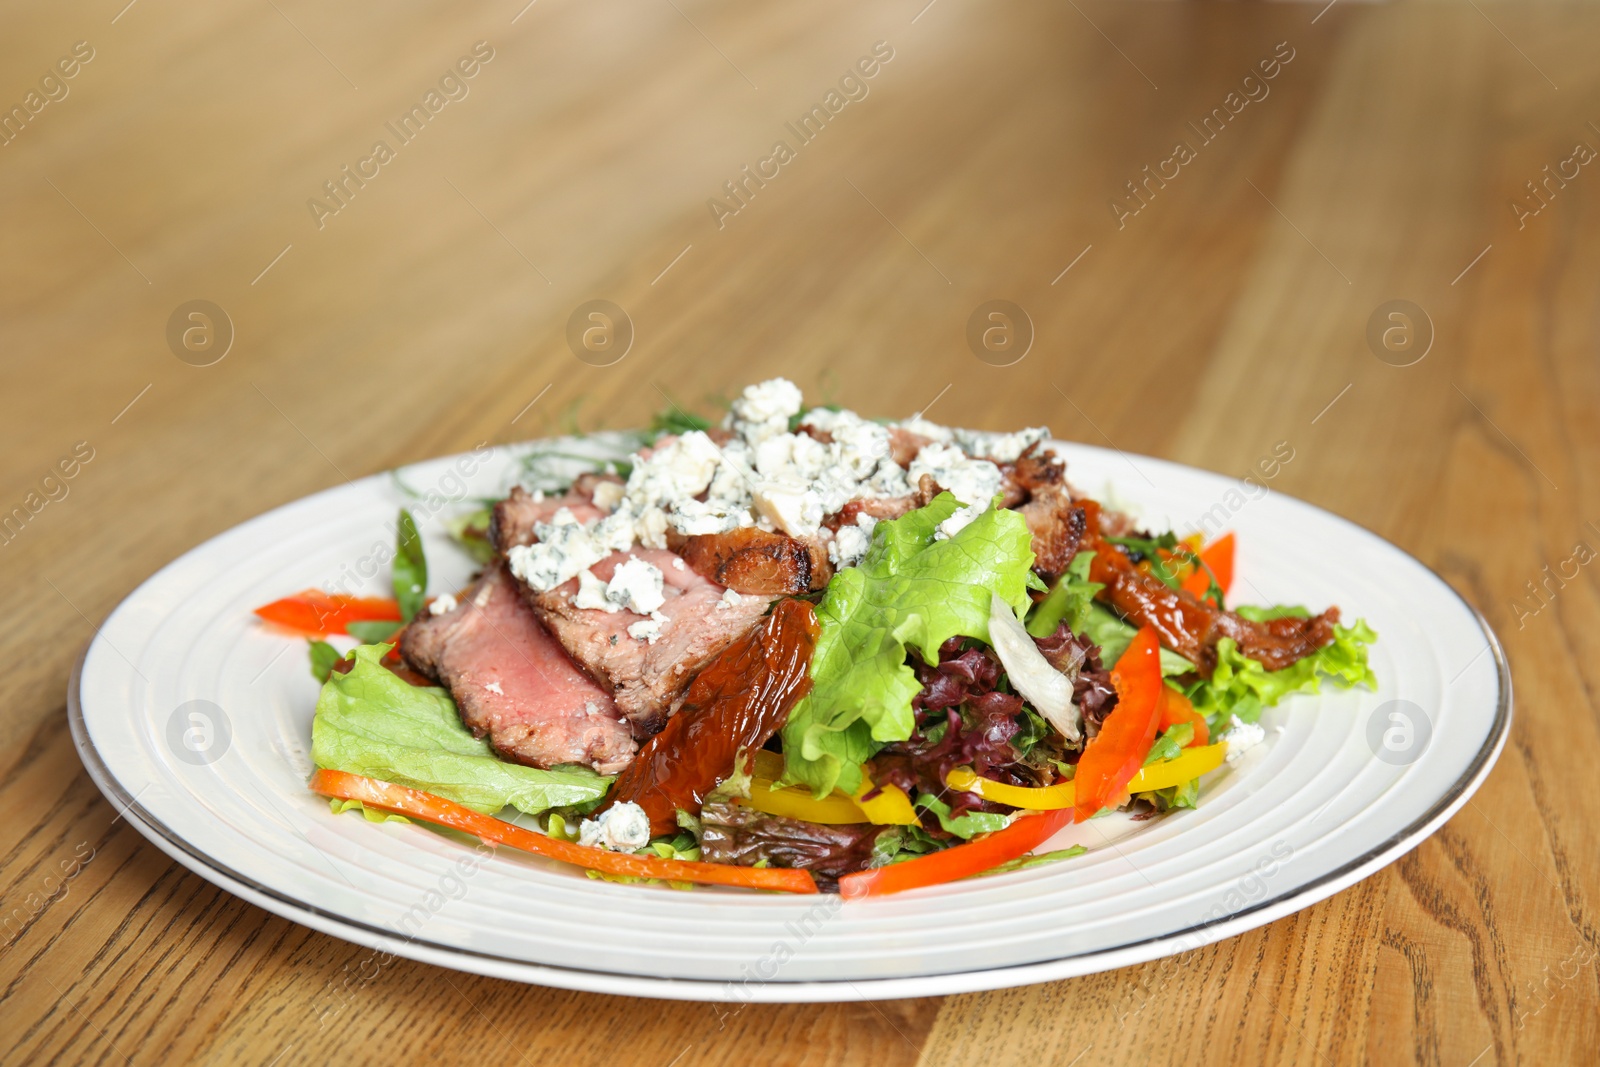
[309,770,818,894]
[1181,532,1235,601]
[254,591,402,637]
[1074,625,1165,821]
[837,808,1075,899]
[1158,686,1209,747]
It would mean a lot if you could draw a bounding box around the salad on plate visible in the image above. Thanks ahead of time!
[255,379,1376,897]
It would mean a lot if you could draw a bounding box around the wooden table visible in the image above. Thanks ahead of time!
[3,0,1596,1063]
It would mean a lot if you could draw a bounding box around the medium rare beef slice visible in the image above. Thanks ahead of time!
[401,560,636,773]
[489,485,607,554]
[521,548,772,737]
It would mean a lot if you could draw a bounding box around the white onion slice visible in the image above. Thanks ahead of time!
[988,593,1082,744]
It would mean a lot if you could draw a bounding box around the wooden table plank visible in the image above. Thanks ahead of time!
[2,1,1597,1063]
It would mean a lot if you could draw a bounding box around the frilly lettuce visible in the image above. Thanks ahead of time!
[1088,599,1377,727]
[779,493,1036,797]
[1181,617,1378,727]
[311,643,612,815]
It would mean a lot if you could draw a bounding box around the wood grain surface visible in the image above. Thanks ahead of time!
[2,0,1597,1063]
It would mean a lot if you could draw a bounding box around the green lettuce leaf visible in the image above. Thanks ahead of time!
[1025,550,1104,637]
[1182,618,1378,727]
[780,494,1036,796]
[1085,600,1377,729]
[311,644,612,815]
[1143,722,1194,765]
[914,793,1010,839]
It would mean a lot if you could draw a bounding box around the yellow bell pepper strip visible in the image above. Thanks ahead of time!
[946,742,1229,810]
[738,751,919,825]
[947,767,1074,809]
[838,808,1075,898]
[310,769,819,894]
[1128,741,1227,792]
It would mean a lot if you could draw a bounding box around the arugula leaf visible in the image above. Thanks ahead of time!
[649,407,713,438]
[311,644,612,815]
[345,620,405,643]
[394,508,427,621]
[977,844,1088,876]
[446,506,496,565]
[308,639,341,684]
[1103,533,1225,608]
[1026,550,1104,637]
[779,494,1037,796]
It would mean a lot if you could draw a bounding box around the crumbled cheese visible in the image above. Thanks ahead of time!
[725,378,803,445]
[484,680,504,695]
[953,426,1050,463]
[935,504,983,541]
[829,414,894,479]
[830,525,870,567]
[623,431,723,511]
[907,442,1004,508]
[671,557,686,571]
[427,593,458,616]
[751,477,825,538]
[627,611,667,644]
[507,516,612,592]
[632,505,670,550]
[507,503,645,593]
[897,416,954,442]
[572,568,617,612]
[578,801,651,852]
[590,480,625,513]
[717,587,743,611]
[1221,715,1266,763]
[606,558,666,615]
[753,432,831,480]
[668,497,750,536]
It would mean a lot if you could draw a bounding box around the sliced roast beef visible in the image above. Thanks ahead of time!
[521,548,772,737]
[489,485,607,554]
[400,560,636,774]
[671,527,832,595]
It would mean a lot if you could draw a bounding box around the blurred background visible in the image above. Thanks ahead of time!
[2,1,1595,1064]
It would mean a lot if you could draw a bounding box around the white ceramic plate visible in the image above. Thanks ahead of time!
[71,439,1510,1002]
